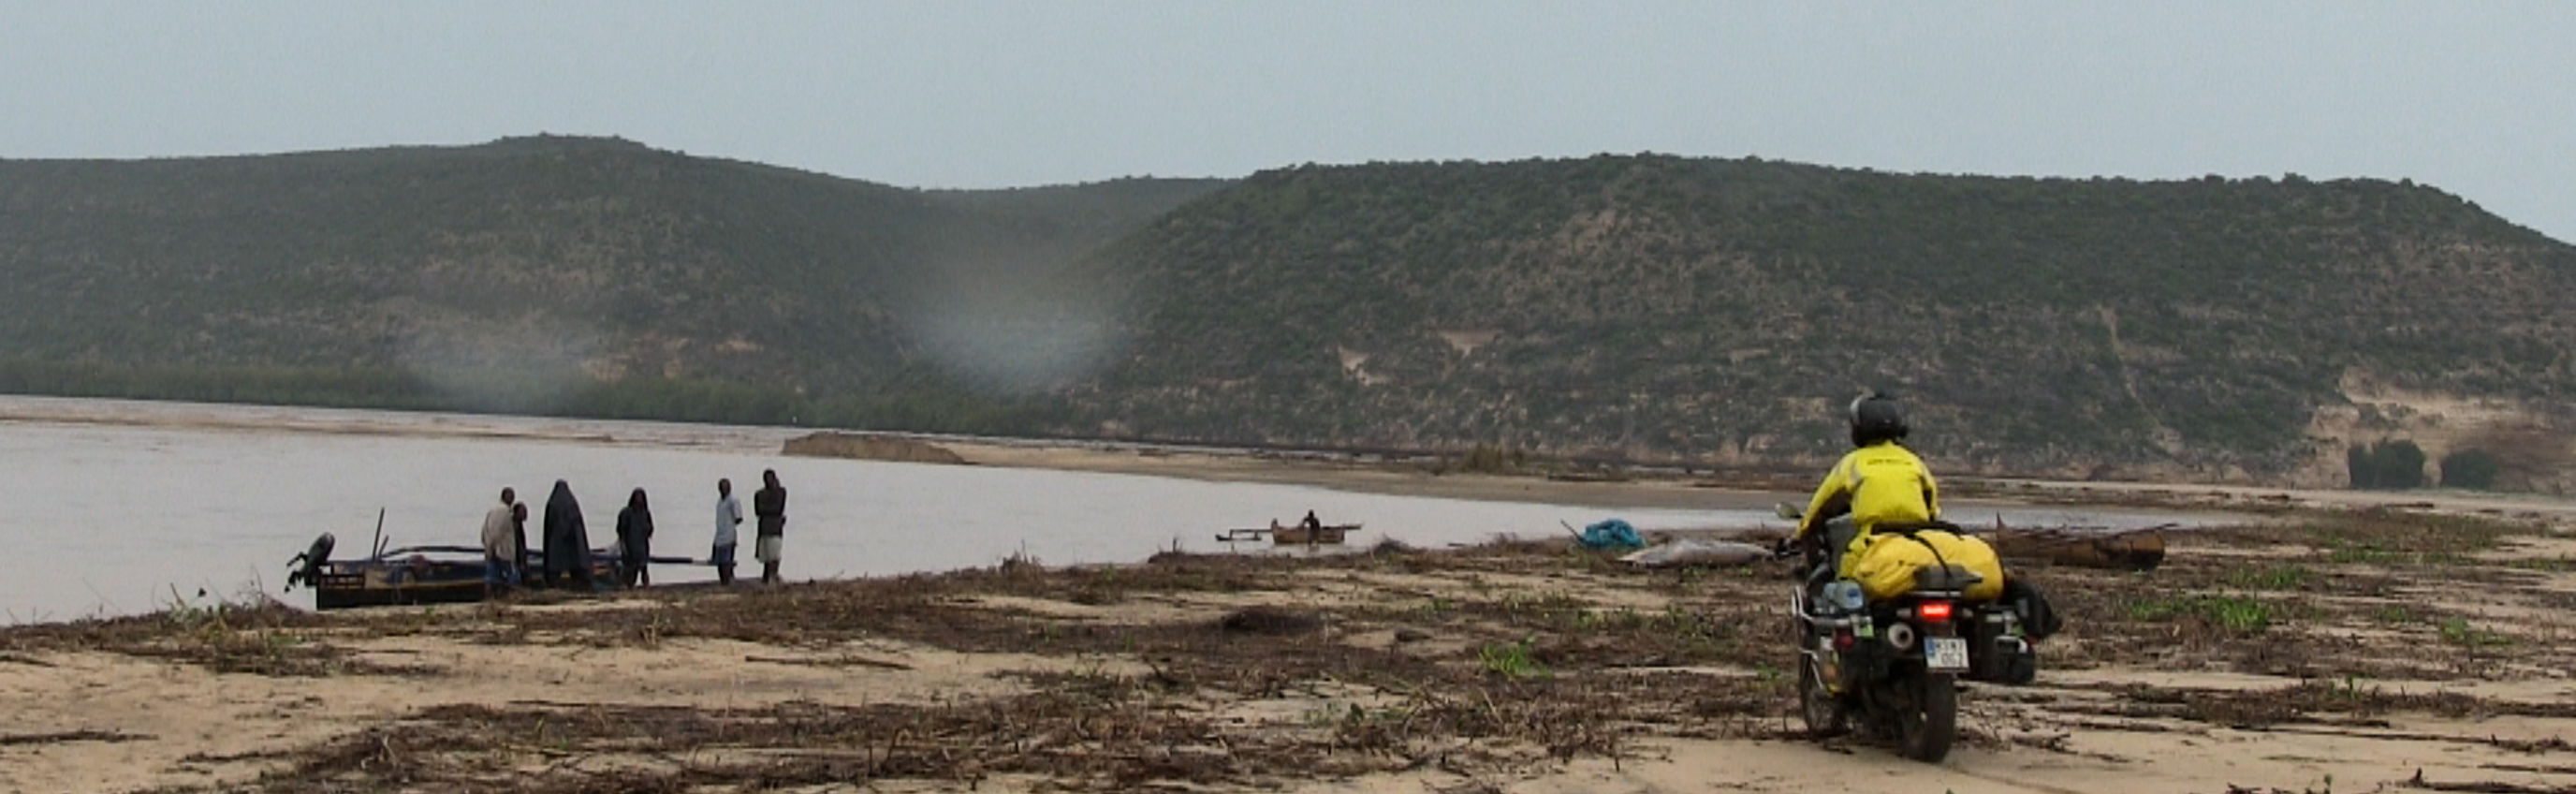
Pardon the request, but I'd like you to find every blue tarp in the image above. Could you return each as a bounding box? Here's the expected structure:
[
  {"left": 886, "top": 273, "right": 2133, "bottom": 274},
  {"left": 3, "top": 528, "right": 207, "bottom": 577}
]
[{"left": 1577, "top": 518, "right": 1646, "bottom": 550}]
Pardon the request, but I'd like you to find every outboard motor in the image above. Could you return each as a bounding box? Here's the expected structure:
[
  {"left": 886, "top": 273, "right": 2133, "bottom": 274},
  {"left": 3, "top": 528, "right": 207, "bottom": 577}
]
[{"left": 285, "top": 533, "right": 335, "bottom": 592}]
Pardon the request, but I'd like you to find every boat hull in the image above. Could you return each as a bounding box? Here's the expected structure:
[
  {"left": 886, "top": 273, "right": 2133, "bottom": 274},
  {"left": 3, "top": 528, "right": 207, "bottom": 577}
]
[
  {"left": 1217, "top": 523, "right": 1362, "bottom": 545},
  {"left": 309, "top": 556, "right": 621, "bottom": 610},
  {"left": 1269, "top": 524, "right": 1354, "bottom": 545}
]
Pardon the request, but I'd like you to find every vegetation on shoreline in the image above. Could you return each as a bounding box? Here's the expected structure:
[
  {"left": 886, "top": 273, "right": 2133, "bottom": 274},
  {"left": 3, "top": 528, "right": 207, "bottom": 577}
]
[
  {"left": 4, "top": 507, "right": 2569, "bottom": 792},
  {"left": 1070, "top": 156, "right": 2576, "bottom": 482},
  {"left": 0, "top": 358, "right": 1058, "bottom": 435},
  {"left": 8, "top": 138, "right": 2576, "bottom": 486}
]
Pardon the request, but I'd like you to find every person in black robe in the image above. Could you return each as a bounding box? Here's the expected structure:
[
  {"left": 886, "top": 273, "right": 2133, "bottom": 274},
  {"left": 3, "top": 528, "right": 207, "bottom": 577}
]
[
  {"left": 543, "top": 479, "right": 595, "bottom": 589},
  {"left": 615, "top": 488, "right": 655, "bottom": 587}
]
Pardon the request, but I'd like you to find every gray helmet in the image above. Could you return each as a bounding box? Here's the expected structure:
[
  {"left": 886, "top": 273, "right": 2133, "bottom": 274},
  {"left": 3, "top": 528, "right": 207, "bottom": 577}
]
[{"left": 1849, "top": 393, "right": 1909, "bottom": 448}]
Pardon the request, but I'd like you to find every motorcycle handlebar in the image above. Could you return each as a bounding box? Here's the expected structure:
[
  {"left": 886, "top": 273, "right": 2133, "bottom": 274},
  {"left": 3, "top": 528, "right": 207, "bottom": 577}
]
[{"left": 1770, "top": 535, "right": 1806, "bottom": 562}]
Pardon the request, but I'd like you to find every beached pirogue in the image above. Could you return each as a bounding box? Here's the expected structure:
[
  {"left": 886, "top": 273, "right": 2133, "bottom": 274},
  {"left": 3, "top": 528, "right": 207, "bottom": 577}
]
[
  {"left": 282, "top": 527, "right": 629, "bottom": 610},
  {"left": 1216, "top": 522, "right": 1361, "bottom": 545}
]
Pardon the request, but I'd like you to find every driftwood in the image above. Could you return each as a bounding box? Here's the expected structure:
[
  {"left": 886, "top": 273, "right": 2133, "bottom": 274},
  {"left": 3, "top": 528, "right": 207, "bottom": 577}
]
[
  {"left": 743, "top": 654, "right": 915, "bottom": 671},
  {"left": 1979, "top": 524, "right": 2170, "bottom": 572},
  {"left": 1620, "top": 540, "right": 1771, "bottom": 568},
  {"left": 0, "top": 730, "right": 151, "bottom": 747},
  {"left": 1689, "top": 522, "right": 2169, "bottom": 572}
]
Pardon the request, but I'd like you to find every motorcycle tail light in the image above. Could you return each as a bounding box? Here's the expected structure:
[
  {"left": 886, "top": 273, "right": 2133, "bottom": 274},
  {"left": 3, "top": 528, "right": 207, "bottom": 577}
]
[
  {"left": 1833, "top": 629, "right": 1856, "bottom": 650},
  {"left": 1918, "top": 601, "right": 1954, "bottom": 624}
]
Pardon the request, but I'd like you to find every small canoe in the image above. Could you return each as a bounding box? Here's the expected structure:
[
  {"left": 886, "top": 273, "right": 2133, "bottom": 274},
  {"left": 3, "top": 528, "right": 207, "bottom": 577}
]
[
  {"left": 1273, "top": 523, "right": 1355, "bottom": 544},
  {"left": 286, "top": 533, "right": 652, "bottom": 610},
  {"left": 1215, "top": 523, "right": 1361, "bottom": 545},
  {"left": 304, "top": 548, "right": 488, "bottom": 610}
]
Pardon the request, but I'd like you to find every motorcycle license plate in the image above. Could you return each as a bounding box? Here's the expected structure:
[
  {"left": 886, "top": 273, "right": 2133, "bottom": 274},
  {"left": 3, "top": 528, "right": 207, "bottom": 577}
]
[{"left": 1925, "top": 637, "right": 1969, "bottom": 671}]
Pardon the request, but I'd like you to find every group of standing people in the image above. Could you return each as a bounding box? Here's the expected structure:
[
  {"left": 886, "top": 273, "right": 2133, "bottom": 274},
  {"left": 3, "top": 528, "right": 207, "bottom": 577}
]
[
  {"left": 478, "top": 469, "right": 788, "bottom": 594},
  {"left": 709, "top": 470, "right": 789, "bottom": 585}
]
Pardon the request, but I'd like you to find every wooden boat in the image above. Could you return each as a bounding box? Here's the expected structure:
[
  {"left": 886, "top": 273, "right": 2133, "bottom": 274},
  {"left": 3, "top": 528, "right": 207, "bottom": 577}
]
[
  {"left": 285, "top": 527, "right": 644, "bottom": 610},
  {"left": 300, "top": 544, "right": 495, "bottom": 610},
  {"left": 1215, "top": 522, "right": 1360, "bottom": 545},
  {"left": 1273, "top": 522, "right": 1355, "bottom": 544}
]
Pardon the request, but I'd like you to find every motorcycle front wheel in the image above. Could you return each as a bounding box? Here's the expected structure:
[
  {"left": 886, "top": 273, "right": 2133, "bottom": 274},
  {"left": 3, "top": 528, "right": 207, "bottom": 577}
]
[
  {"left": 1797, "top": 657, "right": 1849, "bottom": 738},
  {"left": 1891, "top": 669, "right": 1957, "bottom": 762}
]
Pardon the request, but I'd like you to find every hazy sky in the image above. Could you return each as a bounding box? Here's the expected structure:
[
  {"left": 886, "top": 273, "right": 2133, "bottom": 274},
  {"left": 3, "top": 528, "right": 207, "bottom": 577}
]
[{"left": 5, "top": 2, "right": 2570, "bottom": 241}]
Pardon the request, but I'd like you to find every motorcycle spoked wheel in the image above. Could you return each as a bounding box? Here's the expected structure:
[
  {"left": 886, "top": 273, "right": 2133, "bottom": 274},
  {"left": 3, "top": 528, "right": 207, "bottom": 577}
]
[
  {"left": 1887, "top": 669, "right": 1958, "bottom": 762},
  {"left": 1797, "top": 656, "right": 1850, "bottom": 738}
]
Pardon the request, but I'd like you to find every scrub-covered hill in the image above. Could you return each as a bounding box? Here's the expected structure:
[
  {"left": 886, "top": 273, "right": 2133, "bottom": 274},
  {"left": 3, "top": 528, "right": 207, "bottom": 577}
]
[
  {"left": 1061, "top": 155, "right": 2576, "bottom": 486},
  {"left": 0, "top": 136, "right": 1225, "bottom": 425},
  {"left": 6, "top": 140, "right": 2570, "bottom": 488}
]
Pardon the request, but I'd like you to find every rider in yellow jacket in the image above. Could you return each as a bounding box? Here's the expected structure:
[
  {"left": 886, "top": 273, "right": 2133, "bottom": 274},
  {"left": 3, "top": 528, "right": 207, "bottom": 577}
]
[{"left": 1788, "top": 394, "right": 1941, "bottom": 577}]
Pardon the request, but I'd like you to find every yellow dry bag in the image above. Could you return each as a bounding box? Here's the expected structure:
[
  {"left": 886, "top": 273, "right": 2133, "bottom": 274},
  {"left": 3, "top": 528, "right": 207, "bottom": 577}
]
[{"left": 1849, "top": 529, "right": 2005, "bottom": 602}]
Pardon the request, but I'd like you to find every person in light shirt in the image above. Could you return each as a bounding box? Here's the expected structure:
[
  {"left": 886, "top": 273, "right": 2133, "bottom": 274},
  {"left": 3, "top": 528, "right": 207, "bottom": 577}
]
[
  {"left": 712, "top": 478, "right": 743, "bottom": 585},
  {"left": 479, "top": 487, "right": 520, "bottom": 594}
]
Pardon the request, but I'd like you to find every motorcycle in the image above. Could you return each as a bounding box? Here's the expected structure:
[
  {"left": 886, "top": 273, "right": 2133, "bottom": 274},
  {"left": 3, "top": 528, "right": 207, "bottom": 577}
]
[{"left": 1775, "top": 505, "right": 2041, "bottom": 763}]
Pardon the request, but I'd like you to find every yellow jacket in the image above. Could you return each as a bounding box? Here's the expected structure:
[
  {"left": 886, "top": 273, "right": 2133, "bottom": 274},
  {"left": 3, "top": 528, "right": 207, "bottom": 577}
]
[{"left": 1794, "top": 441, "right": 1940, "bottom": 573}]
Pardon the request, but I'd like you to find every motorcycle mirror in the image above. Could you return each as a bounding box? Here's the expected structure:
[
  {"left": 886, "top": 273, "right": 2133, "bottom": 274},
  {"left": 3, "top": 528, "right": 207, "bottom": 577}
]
[{"left": 1774, "top": 503, "right": 1803, "bottom": 521}]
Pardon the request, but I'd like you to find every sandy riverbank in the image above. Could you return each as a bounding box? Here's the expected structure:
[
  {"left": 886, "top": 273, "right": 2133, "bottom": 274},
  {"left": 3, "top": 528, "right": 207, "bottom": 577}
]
[
  {"left": 930, "top": 435, "right": 2576, "bottom": 526},
  {"left": 4, "top": 507, "right": 2573, "bottom": 793}
]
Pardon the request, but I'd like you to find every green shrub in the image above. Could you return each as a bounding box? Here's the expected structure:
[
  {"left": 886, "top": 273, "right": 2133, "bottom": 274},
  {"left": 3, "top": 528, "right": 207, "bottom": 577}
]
[
  {"left": 1477, "top": 637, "right": 1552, "bottom": 679},
  {"left": 2226, "top": 566, "right": 2315, "bottom": 590},
  {"left": 2439, "top": 449, "right": 2502, "bottom": 490},
  {"left": 1443, "top": 443, "right": 1530, "bottom": 475},
  {"left": 2129, "top": 596, "right": 2274, "bottom": 632},
  {"left": 2437, "top": 617, "right": 2511, "bottom": 647},
  {"left": 2349, "top": 439, "right": 2427, "bottom": 490}
]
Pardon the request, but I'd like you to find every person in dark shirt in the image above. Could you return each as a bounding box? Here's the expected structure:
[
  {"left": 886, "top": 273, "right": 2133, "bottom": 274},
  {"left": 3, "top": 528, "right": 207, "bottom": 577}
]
[
  {"left": 615, "top": 488, "right": 655, "bottom": 588},
  {"left": 512, "top": 502, "right": 531, "bottom": 583},
  {"left": 753, "top": 469, "right": 787, "bottom": 584}
]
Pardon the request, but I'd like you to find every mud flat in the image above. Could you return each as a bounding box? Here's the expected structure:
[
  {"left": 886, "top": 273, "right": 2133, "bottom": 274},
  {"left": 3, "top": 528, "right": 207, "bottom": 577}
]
[
  {"left": 4, "top": 506, "right": 2573, "bottom": 793},
  {"left": 783, "top": 431, "right": 970, "bottom": 464}
]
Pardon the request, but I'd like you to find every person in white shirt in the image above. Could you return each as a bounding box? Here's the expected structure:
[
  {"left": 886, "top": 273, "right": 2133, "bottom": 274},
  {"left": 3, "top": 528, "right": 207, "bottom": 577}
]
[
  {"left": 712, "top": 478, "right": 744, "bottom": 585},
  {"left": 480, "top": 487, "right": 520, "bottom": 593}
]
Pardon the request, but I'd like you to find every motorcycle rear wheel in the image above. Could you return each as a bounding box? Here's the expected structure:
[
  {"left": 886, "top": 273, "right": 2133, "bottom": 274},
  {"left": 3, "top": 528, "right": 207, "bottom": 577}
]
[{"left": 1891, "top": 670, "right": 1957, "bottom": 762}]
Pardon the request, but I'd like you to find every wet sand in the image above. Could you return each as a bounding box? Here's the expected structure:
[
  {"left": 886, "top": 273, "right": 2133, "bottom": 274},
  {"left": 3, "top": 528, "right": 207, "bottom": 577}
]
[
  {"left": 4, "top": 510, "right": 2573, "bottom": 793},
  {"left": 8, "top": 396, "right": 2576, "bottom": 791}
]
